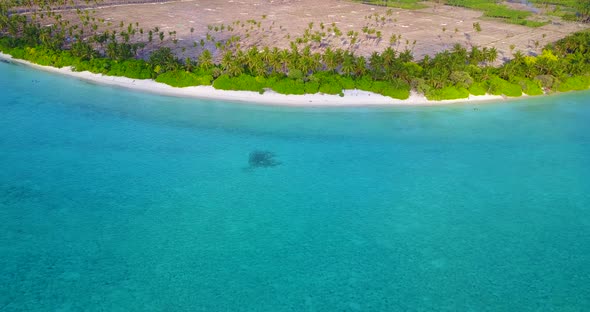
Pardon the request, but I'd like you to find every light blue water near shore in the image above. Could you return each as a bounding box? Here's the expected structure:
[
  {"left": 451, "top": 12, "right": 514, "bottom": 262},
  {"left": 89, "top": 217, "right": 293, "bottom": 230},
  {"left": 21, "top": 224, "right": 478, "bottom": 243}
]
[{"left": 1, "top": 61, "right": 590, "bottom": 311}]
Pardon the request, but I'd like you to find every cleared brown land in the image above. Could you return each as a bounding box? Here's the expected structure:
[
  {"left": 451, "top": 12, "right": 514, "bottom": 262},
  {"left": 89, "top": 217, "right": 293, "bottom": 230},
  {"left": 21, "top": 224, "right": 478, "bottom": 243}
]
[{"left": 57, "top": 0, "right": 588, "bottom": 61}]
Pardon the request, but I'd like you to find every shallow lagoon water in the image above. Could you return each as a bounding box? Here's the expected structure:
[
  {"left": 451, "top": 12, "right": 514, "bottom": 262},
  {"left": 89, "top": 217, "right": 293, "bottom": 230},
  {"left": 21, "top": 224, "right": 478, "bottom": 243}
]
[{"left": 1, "top": 61, "right": 589, "bottom": 311}]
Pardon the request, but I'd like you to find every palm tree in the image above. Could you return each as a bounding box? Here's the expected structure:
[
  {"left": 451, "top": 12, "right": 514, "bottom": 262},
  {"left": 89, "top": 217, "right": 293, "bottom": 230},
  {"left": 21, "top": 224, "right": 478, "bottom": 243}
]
[
  {"left": 469, "top": 46, "right": 484, "bottom": 65},
  {"left": 278, "top": 49, "right": 290, "bottom": 75},
  {"left": 311, "top": 52, "right": 322, "bottom": 73},
  {"left": 369, "top": 51, "right": 384, "bottom": 79},
  {"left": 198, "top": 49, "right": 213, "bottom": 71},
  {"left": 268, "top": 47, "right": 283, "bottom": 75},
  {"left": 451, "top": 43, "right": 467, "bottom": 60},
  {"left": 260, "top": 46, "right": 272, "bottom": 65},
  {"left": 341, "top": 53, "right": 355, "bottom": 76},
  {"left": 566, "top": 52, "right": 587, "bottom": 75},
  {"left": 382, "top": 47, "right": 396, "bottom": 67},
  {"left": 245, "top": 46, "right": 260, "bottom": 72},
  {"left": 333, "top": 48, "right": 345, "bottom": 69},
  {"left": 398, "top": 49, "right": 414, "bottom": 63},
  {"left": 298, "top": 45, "right": 316, "bottom": 75},
  {"left": 322, "top": 47, "right": 338, "bottom": 72},
  {"left": 354, "top": 56, "right": 367, "bottom": 77},
  {"left": 250, "top": 57, "right": 266, "bottom": 77},
  {"left": 221, "top": 50, "right": 235, "bottom": 74},
  {"left": 243, "top": 47, "right": 266, "bottom": 77},
  {"left": 485, "top": 47, "right": 498, "bottom": 65}
]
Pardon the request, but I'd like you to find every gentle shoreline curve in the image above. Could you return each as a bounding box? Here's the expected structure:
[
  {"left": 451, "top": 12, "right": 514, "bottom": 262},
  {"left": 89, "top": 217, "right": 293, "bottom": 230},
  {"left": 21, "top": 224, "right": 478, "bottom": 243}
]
[{"left": 0, "top": 52, "right": 510, "bottom": 107}]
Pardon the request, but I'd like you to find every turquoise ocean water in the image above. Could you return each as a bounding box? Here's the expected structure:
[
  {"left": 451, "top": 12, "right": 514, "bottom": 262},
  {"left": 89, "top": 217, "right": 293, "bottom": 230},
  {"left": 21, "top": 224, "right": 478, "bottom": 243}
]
[{"left": 1, "top": 61, "right": 589, "bottom": 311}]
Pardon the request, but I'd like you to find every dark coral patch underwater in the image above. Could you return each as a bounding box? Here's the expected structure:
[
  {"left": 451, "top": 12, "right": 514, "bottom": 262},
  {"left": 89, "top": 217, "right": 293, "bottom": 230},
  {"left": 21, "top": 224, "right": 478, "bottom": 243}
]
[{"left": 248, "top": 150, "right": 281, "bottom": 169}]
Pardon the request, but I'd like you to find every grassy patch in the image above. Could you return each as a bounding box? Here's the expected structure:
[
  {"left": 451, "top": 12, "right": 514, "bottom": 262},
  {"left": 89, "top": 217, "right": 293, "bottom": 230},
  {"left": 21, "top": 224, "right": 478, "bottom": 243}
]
[
  {"left": 504, "top": 19, "right": 548, "bottom": 28},
  {"left": 529, "top": 0, "right": 578, "bottom": 10},
  {"left": 446, "top": 0, "right": 545, "bottom": 27},
  {"left": 353, "top": 0, "right": 427, "bottom": 10}
]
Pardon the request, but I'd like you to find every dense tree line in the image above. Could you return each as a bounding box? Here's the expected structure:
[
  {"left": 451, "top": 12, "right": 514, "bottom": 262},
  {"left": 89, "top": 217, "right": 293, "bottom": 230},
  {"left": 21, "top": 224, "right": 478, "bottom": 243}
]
[{"left": 1, "top": 0, "right": 589, "bottom": 100}]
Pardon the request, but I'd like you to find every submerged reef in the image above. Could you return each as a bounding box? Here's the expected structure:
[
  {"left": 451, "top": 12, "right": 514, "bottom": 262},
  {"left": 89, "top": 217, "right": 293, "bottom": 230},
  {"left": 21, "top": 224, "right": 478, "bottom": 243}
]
[
  {"left": 0, "top": 184, "right": 39, "bottom": 204},
  {"left": 248, "top": 150, "right": 281, "bottom": 168}
]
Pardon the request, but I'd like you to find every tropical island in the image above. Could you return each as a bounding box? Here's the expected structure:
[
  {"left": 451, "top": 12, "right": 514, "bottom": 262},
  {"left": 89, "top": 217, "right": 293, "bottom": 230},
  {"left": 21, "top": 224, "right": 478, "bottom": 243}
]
[{"left": 1, "top": 0, "right": 589, "bottom": 104}]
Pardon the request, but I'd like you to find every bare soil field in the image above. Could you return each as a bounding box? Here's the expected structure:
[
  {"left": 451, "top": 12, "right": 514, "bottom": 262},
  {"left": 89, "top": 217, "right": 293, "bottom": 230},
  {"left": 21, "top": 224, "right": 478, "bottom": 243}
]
[{"left": 58, "top": 0, "right": 588, "bottom": 61}]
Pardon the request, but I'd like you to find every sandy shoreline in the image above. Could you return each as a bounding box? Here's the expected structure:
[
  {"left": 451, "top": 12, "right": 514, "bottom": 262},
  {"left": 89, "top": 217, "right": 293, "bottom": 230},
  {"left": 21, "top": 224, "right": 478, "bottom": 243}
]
[{"left": 0, "top": 52, "right": 508, "bottom": 107}]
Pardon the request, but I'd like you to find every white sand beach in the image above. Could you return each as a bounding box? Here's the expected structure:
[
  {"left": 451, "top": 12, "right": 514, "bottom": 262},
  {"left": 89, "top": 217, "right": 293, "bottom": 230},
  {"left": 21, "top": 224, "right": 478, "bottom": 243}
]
[{"left": 1, "top": 52, "right": 507, "bottom": 107}]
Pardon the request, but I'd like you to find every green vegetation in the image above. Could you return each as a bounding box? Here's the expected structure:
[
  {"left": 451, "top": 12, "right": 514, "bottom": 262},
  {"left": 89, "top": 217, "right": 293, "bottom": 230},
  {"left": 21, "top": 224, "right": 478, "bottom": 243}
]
[
  {"left": 426, "top": 86, "right": 470, "bottom": 101},
  {"left": 487, "top": 76, "right": 523, "bottom": 97},
  {"left": 557, "top": 76, "right": 590, "bottom": 92},
  {"left": 446, "top": 0, "right": 548, "bottom": 27},
  {"left": 447, "top": 0, "right": 590, "bottom": 25},
  {"left": 0, "top": 0, "right": 589, "bottom": 102},
  {"left": 468, "top": 82, "right": 487, "bottom": 96},
  {"left": 156, "top": 70, "right": 212, "bottom": 87},
  {"left": 353, "top": 0, "right": 428, "bottom": 10},
  {"left": 517, "top": 78, "right": 544, "bottom": 95},
  {"left": 212, "top": 74, "right": 267, "bottom": 93},
  {"left": 531, "top": 0, "right": 590, "bottom": 22}
]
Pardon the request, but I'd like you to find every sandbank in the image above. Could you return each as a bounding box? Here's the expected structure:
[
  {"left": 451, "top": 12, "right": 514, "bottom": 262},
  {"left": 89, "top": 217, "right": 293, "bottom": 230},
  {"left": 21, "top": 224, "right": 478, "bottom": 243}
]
[{"left": 0, "top": 52, "right": 507, "bottom": 107}]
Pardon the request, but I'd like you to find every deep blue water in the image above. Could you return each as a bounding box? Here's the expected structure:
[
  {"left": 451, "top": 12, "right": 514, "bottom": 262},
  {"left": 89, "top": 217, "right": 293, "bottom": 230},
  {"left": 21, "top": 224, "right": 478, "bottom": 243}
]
[{"left": 1, "top": 61, "right": 589, "bottom": 311}]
